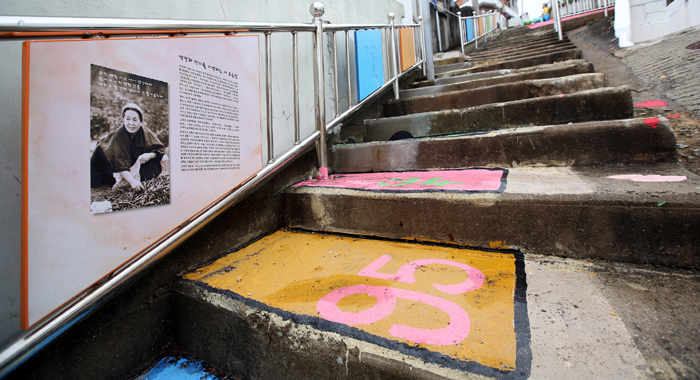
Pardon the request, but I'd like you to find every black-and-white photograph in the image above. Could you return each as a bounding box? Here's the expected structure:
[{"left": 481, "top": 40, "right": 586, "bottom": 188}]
[{"left": 89, "top": 64, "right": 170, "bottom": 214}]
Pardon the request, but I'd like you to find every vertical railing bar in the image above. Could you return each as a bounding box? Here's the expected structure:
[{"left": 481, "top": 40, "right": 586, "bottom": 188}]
[
  {"left": 292, "top": 31, "right": 300, "bottom": 145},
  {"left": 311, "top": 2, "right": 327, "bottom": 179},
  {"left": 396, "top": 27, "right": 402, "bottom": 82},
  {"left": 604, "top": 0, "right": 608, "bottom": 17},
  {"left": 332, "top": 31, "right": 339, "bottom": 117},
  {"left": 458, "top": 11, "right": 464, "bottom": 55},
  {"left": 345, "top": 30, "right": 352, "bottom": 109},
  {"left": 418, "top": 16, "right": 427, "bottom": 78},
  {"left": 473, "top": 14, "right": 478, "bottom": 49},
  {"left": 388, "top": 13, "right": 399, "bottom": 100},
  {"left": 435, "top": 4, "right": 442, "bottom": 52},
  {"left": 265, "top": 31, "right": 274, "bottom": 163}
]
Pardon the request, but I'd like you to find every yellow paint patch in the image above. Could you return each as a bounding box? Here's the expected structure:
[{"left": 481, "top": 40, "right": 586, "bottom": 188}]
[
  {"left": 184, "top": 230, "right": 518, "bottom": 370},
  {"left": 489, "top": 240, "right": 507, "bottom": 249}
]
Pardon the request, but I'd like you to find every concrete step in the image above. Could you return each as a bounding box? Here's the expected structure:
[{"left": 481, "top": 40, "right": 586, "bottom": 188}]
[
  {"left": 410, "top": 59, "right": 594, "bottom": 89},
  {"left": 333, "top": 119, "right": 677, "bottom": 173},
  {"left": 475, "top": 30, "right": 562, "bottom": 51},
  {"left": 434, "top": 56, "right": 467, "bottom": 66},
  {"left": 172, "top": 230, "right": 700, "bottom": 379},
  {"left": 434, "top": 62, "right": 473, "bottom": 74},
  {"left": 383, "top": 73, "right": 607, "bottom": 117},
  {"left": 468, "top": 38, "right": 573, "bottom": 59},
  {"left": 361, "top": 86, "right": 633, "bottom": 143},
  {"left": 284, "top": 163, "right": 700, "bottom": 268},
  {"left": 465, "top": 43, "right": 578, "bottom": 66},
  {"left": 401, "top": 60, "right": 594, "bottom": 98},
  {"left": 437, "top": 49, "right": 584, "bottom": 79}
]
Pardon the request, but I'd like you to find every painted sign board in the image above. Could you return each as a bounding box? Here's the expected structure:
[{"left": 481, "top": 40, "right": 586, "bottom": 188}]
[
  {"left": 22, "top": 35, "right": 261, "bottom": 328},
  {"left": 355, "top": 29, "right": 385, "bottom": 102},
  {"left": 184, "top": 230, "right": 530, "bottom": 376},
  {"left": 466, "top": 19, "right": 475, "bottom": 42},
  {"left": 399, "top": 28, "right": 416, "bottom": 72}
]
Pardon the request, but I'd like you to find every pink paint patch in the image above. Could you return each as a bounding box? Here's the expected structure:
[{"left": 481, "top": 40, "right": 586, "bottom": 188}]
[
  {"left": 607, "top": 174, "right": 687, "bottom": 182},
  {"left": 643, "top": 117, "right": 659, "bottom": 128},
  {"left": 293, "top": 169, "right": 505, "bottom": 192},
  {"left": 317, "top": 166, "right": 329, "bottom": 180},
  {"left": 316, "top": 285, "right": 471, "bottom": 345},
  {"left": 358, "top": 255, "right": 485, "bottom": 294},
  {"left": 558, "top": 94, "right": 565, "bottom": 97},
  {"left": 668, "top": 114, "right": 681, "bottom": 118},
  {"left": 633, "top": 100, "right": 668, "bottom": 108}
]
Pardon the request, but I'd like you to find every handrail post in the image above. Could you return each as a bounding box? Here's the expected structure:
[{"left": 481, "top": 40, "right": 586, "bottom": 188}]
[
  {"left": 388, "top": 13, "right": 400, "bottom": 100},
  {"left": 418, "top": 16, "right": 427, "bottom": 78},
  {"left": 458, "top": 11, "right": 465, "bottom": 55},
  {"left": 419, "top": 0, "right": 435, "bottom": 80},
  {"left": 311, "top": 2, "right": 328, "bottom": 179},
  {"left": 604, "top": 0, "right": 608, "bottom": 17},
  {"left": 555, "top": 0, "right": 563, "bottom": 40},
  {"left": 435, "top": 3, "right": 442, "bottom": 52}
]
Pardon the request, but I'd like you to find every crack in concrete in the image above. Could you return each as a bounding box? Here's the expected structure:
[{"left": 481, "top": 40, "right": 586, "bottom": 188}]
[{"left": 5, "top": 166, "right": 20, "bottom": 184}]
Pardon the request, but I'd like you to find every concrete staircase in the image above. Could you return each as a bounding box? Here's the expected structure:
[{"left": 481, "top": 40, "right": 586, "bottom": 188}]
[
  {"left": 287, "top": 28, "right": 700, "bottom": 268},
  {"left": 170, "top": 27, "right": 700, "bottom": 380}
]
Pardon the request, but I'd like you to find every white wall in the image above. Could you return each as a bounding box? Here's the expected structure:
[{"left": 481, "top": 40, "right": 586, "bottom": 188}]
[
  {"left": 627, "top": 0, "right": 700, "bottom": 43},
  {"left": 0, "top": 0, "right": 404, "bottom": 349}
]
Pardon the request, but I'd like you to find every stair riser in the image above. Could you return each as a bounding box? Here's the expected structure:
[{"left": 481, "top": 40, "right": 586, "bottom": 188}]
[
  {"left": 364, "top": 87, "right": 633, "bottom": 142},
  {"left": 467, "top": 44, "right": 577, "bottom": 64},
  {"left": 402, "top": 62, "right": 594, "bottom": 98},
  {"left": 434, "top": 62, "right": 473, "bottom": 74},
  {"left": 476, "top": 33, "right": 567, "bottom": 51},
  {"left": 334, "top": 120, "right": 676, "bottom": 173},
  {"left": 284, "top": 192, "right": 700, "bottom": 269},
  {"left": 385, "top": 73, "right": 607, "bottom": 117},
  {"left": 173, "top": 282, "right": 455, "bottom": 380},
  {"left": 469, "top": 39, "right": 573, "bottom": 58},
  {"left": 438, "top": 49, "right": 583, "bottom": 78}
]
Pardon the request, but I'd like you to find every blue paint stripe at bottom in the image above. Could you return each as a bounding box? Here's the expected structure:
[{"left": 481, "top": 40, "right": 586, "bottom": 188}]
[{"left": 134, "top": 357, "right": 224, "bottom": 380}]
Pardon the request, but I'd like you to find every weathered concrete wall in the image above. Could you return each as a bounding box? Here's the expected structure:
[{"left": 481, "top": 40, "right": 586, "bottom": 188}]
[
  {"left": 628, "top": 0, "right": 700, "bottom": 43},
  {"left": 0, "top": 0, "right": 404, "bottom": 355},
  {"left": 616, "top": 0, "right": 700, "bottom": 45}
]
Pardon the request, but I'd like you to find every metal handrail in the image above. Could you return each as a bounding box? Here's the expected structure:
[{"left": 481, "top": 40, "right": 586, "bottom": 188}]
[
  {"left": 558, "top": 0, "right": 614, "bottom": 18},
  {"left": 458, "top": 11, "right": 504, "bottom": 53},
  {"left": 0, "top": 2, "right": 426, "bottom": 377}
]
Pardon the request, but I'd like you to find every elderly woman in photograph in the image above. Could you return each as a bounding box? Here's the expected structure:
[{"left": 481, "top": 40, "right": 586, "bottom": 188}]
[{"left": 90, "top": 103, "right": 165, "bottom": 191}]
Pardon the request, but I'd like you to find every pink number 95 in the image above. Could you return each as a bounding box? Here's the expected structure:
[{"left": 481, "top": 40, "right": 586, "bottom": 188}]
[{"left": 316, "top": 255, "right": 485, "bottom": 346}]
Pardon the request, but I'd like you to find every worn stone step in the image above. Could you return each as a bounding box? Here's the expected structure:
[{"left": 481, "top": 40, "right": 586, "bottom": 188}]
[
  {"left": 384, "top": 73, "right": 607, "bottom": 117},
  {"left": 172, "top": 229, "right": 700, "bottom": 379},
  {"left": 333, "top": 119, "right": 677, "bottom": 173},
  {"left": 284, "top": 163, "right": 700, "bottom": 268},
  {"left": 466, "top": 43, "right": 577, "bottom": 66},
  {"left": 362, "top": 86, "right": 632, "bottom": 143},
  {"left": 437, "top": 49, "right": 584, "bottom": 79},
  {"left": 475, "top": 30, "right": 562, "bottom": 51},
  {"left": 401, "top": 60, "right": 594, "bottom": 98},
  {"left": 434, "top": 62, "right": 473, "bottom": 74},
  {"left": 434, "top": 56, "right": 467, "bottom": 66},
  {"left": 468, "top": 38, "right": 573, "bottom": 59},
  {"left": 411, "top": 59, "right": 594, "bottom": 89},
  {"left": 173, "top": 230, "right": 535, "bottom": 379}
]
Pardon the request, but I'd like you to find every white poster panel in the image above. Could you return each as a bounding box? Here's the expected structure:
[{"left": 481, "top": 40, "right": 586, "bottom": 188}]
[{"left": 22, "top": 36, "right": 261, "bottom": 328}]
